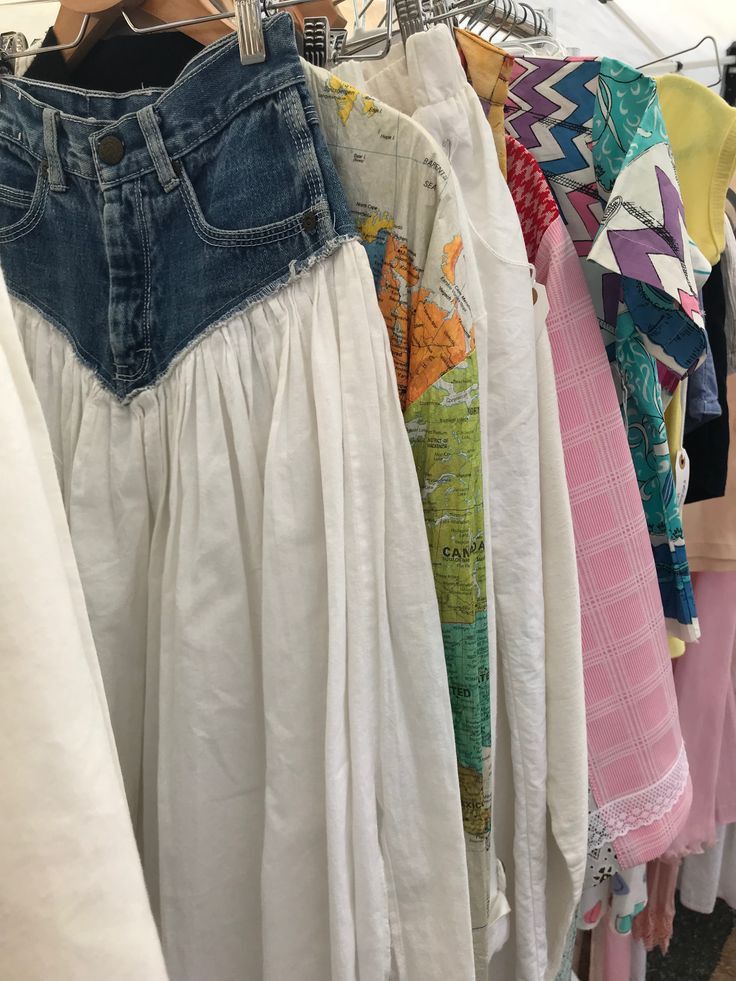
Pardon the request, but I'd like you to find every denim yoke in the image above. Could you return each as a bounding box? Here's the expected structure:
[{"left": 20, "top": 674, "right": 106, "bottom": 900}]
[{"left": 0, "top": 16, "right": 355, "bottom": 400}]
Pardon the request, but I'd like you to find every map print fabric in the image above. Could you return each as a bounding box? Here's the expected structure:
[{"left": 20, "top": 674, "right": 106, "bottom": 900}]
[
  {"left": 303, "top": 63, "right": 495, "bottom": 975},
  {"left": 506, "top": 55, "right": 707, "bottom": 641}
]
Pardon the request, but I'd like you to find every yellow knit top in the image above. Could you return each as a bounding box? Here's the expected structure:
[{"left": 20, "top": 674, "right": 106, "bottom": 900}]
[{"left": 657, "top": 74, "right": 736, "bottom": 265}]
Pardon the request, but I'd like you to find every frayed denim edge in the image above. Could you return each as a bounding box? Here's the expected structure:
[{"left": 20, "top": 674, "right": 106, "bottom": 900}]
[{"left": 8, "top": 230, "right": 358, "bottom": 405}]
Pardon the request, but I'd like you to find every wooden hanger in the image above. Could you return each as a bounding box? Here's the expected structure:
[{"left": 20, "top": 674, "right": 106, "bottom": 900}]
[
  {"left": 290, "top": 0, "right": 346, "bottom": 31},
  {"left": 54, "top": 0, "right": 235, "bottom": 64}
]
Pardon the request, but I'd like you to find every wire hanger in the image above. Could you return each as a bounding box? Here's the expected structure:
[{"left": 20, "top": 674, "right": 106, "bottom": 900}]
[
  {"left": 638, "top": 34, "right": 723, "bottom": 89},
  {"left": 454, "top": 0, "right": 550, "bottom": 43}
]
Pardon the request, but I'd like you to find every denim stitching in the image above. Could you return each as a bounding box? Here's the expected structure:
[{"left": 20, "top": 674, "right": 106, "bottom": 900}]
[
  {"left": 281, "top": 88, "right": 319, "bottom": 209},
  {"left": 0, "top": 171, "right": 48, "bottom": 244},
  {"left": 133, "top": 233, "right": 356, "bottom": 398},
  {"left": 114, "top": 180, "right": 152, "bottom": 383},
  {"left": 92, "top": 75, "right": 301, "bottom": 189},
  {"left": 42, "top": 108, "right": 67, "bottom": 192},
  {"left": 7, "top": 285, "right": 115, "bottom": 388},
  {"left": 135, "top": 178, "right": 152, "bottom": 355},
  {"left": 8, "top": 232, "right": 356, "bottom": 401},
  {"left": 0, "top": 75, "right": 306, "bottom": 187},
  {"left": 137, "top": 105, "right": 179, "bottom": 193},
  {"left": 303, "top": 103, "right": 319, "bottom": 127},
  {"left": 290, "top": 87, "right": 324, "bottom": 209},
  {"left": 176, "top": 163, "right": 328, "bottom": 246},
  {"left": 179, "top": 189, "right": 320, "bottom": 247},
  {"left": 0, "top": 184, "right": 34, "bottom": 207}
]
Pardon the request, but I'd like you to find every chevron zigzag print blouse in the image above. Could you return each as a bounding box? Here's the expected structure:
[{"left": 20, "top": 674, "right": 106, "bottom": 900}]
[{"left": 506, "top": 55, "right": 707, "bottom": 642}]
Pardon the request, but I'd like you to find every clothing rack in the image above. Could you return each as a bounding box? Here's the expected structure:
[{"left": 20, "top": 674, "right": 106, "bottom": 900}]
[
  {"left": 349, "top": 0, "right": 550, "bottom": 59},
  {"left": 454, "top": 0, "right": 551, "bottom": 40}
]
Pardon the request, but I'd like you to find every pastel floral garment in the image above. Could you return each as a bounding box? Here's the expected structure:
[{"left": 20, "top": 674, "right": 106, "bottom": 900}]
[
  {"left": 506, "top": 56, "right": 707, "bottom": 641},
  {"left": 578, "top": 844, "right": 647, "bottom": 935}
]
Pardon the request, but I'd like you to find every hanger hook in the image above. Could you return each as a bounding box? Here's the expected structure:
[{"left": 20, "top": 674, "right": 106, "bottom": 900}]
[
  {"left": 489, "top": 0, "right": 511, "bottom": 41},
  {"left": 498, "top": 0, "right": 523, "bottom": 44},
  {"left": 638, "top": 34, "right": 723, "bottom": 88}
]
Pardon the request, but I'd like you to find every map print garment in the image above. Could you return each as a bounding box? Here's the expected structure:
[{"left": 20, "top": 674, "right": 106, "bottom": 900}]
[
  {"left": 338, "top": 32, "right": 580, "bottom": 980},
  {"left": 506, "top": 56, "right": 707, "bottom": 642},
  {"left": 505, "top": 133, "right": 690, "bottom": 872},
  {"left": 303, "top": 63, "right": 495, "bottom": 976}
]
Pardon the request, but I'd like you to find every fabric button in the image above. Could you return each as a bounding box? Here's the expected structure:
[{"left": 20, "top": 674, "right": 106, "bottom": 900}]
[
  {"left": 302, "top": 211, "right": 318, "bottom": 233},
  {"left": 98, "top": 135, "right": 125, "bottom": 166}
]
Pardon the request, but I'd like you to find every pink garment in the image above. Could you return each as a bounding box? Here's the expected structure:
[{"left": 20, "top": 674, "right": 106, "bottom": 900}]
[
  {"left": 505, "top": 135, "right": 691, "bottom": 867},
  {"left": 634, "top": 571, "right": 736, "bottom": 953},
  {"left": 632, "top": 859, "right": 679, "bottom": 954},
  {"left": 671, "top": 571, "right": 736, "bottom": 855},
  {"left": 590, "top": 915, "right": 635, "bottom": 981}
]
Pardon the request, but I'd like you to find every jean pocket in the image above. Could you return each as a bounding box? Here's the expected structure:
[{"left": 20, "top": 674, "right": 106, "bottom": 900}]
[
  {"left": 0, "top": 158, "right": 49, "bottom": 244},
  {"left": 175, "top": 160, "right": 323, "bottom": 249},
  {"left": 174, "top": 84, "right": 326, "bottom": 249}
]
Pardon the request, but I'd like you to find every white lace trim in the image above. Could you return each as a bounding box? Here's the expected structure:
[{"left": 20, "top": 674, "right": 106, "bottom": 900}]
[{"left": 587, "top": 742, "right": 690, "bottom": 850}]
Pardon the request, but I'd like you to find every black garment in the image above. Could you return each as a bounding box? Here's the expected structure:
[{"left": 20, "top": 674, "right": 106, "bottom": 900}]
[
  {"left": 25, "top": 27, "right": 203, "bottom": 91},
  {"left": 685, "top": 261, "right": 730, "bottom": 504}
]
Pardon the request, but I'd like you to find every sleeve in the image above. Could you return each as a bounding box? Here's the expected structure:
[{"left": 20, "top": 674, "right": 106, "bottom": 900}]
[
  {"left": 533, "top": 286, "right": 588, "bottom": 980},
  {"left": 0, "top": 276, "right": 169, "bottom": 981},
  {"left": 589, "top": 60, "right": 707, "bottom": 379}
]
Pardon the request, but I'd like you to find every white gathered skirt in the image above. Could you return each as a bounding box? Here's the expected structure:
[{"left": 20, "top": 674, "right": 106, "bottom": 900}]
[{"left": 15, "top": 241, "right": 474, "bottom": 981}]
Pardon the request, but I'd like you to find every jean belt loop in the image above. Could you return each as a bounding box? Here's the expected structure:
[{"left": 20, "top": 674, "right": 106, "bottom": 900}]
[
  {"left": 138, "top": 104, "right": 179, "bottom": 192},
  {"left": 42, "top": 107, "right": 66, "bottom": 192}
]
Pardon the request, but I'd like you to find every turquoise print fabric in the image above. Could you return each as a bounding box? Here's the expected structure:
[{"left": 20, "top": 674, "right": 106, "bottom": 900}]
[{"left": 507, "top": 55, "right": 706, "bottom": 640}]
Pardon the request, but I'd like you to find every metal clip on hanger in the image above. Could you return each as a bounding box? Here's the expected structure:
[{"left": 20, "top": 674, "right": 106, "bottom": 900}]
[
  {"left": 329, "top": 26, "right": 347, "bottom": 59},
  {"left": 233, "top": 0, "right": 266, "bottom": 63},
  {"left": 394, "top": 0, "right": 424, "bottom": 44},
  {"left": 0, "top": 0, "right": 328, "bottom": 67},
  {"left": 303, "top": 14, "right": 330, "bottom": 64},
  {"left": 328, "top": 0, "right": 392, "bottom": 61},
  {"left": 121, "top": 0, "right": 335, "bottom": 63},
  {"left": 118, "top": 0, "right": 270, "bottom": 64}
]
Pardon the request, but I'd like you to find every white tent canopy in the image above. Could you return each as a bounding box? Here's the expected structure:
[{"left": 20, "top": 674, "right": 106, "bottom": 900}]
[{"left": 550, "top": 0, "right": 734, "bottom": 88}]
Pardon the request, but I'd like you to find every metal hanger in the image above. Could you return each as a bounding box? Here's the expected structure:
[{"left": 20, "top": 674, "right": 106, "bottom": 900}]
[
  {"left": 322, "top": 0, "right": 393, "bottom": 60},
  {"left": 638, "top": 35, "right": 723, "bottom": 89},
  {"left": 455, "top": 0, "right": 549, "bottom": 42},
  {"left": 0, "top": 0, "right": 328, "bottom": 66},
  {"left": 331, "top": 0, "right": 547, "bottom": 64}
]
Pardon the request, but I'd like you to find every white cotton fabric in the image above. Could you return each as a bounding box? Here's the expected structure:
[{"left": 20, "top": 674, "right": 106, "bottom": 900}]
[
  {"left": 303, "top": 60, "right": 500, "bottom": 977},
  {"left": 15, "top": 241, "right": 474, "bottom": 981},
  {"left": 0, "top": 275, "right": 168, "bottom": 980},
  {"left": 342, "top": 28, "right": 587, "bottom": 981},
  {"left": 534, "top": 286, "right": 587, "bottom": 980}
]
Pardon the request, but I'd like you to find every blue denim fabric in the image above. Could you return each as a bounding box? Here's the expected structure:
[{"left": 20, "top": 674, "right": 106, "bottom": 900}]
[
  {"left": 0, "top": 15, "right": 355, "bottom": 399},
  {"left": 685, "top": 331, "right": 722, "bottom": 435}
]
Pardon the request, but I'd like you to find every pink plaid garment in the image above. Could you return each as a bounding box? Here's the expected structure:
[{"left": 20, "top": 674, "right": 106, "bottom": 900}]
[{"left": 506, "top": 135, "right": 692, "bottom": 867}]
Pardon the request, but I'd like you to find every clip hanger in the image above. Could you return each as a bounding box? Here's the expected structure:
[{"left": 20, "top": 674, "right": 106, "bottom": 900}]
[
  {"left": 303, "top": 15, "right": 329, "bottom": 65},
  {"left": 0, "top": 0, "right": 330, "bottom": 67},
  {"left": 233, "top": 0, "right": 266, "bottom": 64}
]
